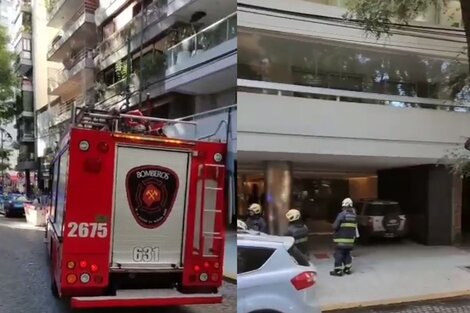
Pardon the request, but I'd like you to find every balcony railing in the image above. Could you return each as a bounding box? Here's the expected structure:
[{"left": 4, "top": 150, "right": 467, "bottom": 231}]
[
  {"left": 237, "top": 79, "right": 470, "bottom": 112},
  {"left": 166, "top": 12, "right": 236, "bottom": 68},
  {"left": 96, "top": 0, "right": 168, "bottom": 61},
  {"left": 51, "top": 96, "right": 85, "bottom": 125},
  {"left": 47, "top": 5, "right": 96, "bottom": 57},
  {"left": 48, "top": 49, "right": 95, "bottom": 92}
]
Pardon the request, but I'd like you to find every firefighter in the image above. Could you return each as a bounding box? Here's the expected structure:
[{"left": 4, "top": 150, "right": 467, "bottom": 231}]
[
  {"left": 245, "top": 203, "right": 267, "bottom": 233},
  {"left": 237, "top": 219, "right": 248, "bottom": 231},
  {"left": 330, "top": 197, "right": 358, "bottom": 277},
  {"left": 285, "top": 209, "right": 310, "bottom": 257}
]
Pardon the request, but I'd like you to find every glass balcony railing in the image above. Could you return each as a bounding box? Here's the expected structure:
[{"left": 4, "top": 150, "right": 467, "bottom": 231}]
[{"left": 166, "top": 12, "right": 236, "bottom": 68}]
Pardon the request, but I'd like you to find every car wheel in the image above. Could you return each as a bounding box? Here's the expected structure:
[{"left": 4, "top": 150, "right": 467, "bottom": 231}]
[{"left": 4, "top": 208, "right": 11, "bottom": 218}]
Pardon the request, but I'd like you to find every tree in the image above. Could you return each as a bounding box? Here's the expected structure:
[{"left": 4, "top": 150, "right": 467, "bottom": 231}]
[
  {"left": 345, "top": 0, "right": 470, "bottom": 175},
  {"left": 0, "top": 26, "right": 17, "bottom": 125},
  {"left": 0, "top": 148, "right": 12, "bottom": 172}
]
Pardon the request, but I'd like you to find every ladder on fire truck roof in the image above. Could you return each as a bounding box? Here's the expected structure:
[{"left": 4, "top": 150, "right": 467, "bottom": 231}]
[{"left": 71, "top": 105, "right": 198, "bottom": 138}]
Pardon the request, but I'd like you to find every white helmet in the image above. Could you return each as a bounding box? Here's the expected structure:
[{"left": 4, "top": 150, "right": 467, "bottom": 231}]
[
  {"left": 248, "top": 203, "right": 262, "bottom": 215},
  {"left": 286, "top": 209, "right": 301, "bottom": 222},
  {"left": 342, "top": 197, "right": 353, "bottom": 207},
  {"left": 237, "top": 219, "right": 248, "bottom": 231}
]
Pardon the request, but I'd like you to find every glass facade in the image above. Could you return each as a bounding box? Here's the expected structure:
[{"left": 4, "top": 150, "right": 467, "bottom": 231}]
[{"left": 238, "top": 28, "right": 467, "bottom": 101}]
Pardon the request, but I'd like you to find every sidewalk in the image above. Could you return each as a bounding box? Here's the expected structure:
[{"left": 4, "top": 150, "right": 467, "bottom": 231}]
[
  {"left": 312, "top": 240, "right": 470, "bottom": 311},
  {"left": 223, "top": 230, "right": 237, "bottom": 283}
]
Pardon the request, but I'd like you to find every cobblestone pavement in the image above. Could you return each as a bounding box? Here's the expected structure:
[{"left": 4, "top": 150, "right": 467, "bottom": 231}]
[
  {"left": 0, "top": 216, "right": 235, "bottom": 313},
  {"left": 329, "top": 297, "right": 470, "bottom": 313}
]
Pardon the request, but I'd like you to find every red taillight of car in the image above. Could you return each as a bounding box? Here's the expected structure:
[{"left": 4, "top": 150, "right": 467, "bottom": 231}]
[{"left": 291, "top": 271, "right": 316, "bottom": 290}]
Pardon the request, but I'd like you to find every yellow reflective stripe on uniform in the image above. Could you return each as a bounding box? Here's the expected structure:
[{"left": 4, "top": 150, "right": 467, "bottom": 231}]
[
  {"left": 295, "top": 237, "right": 308, "bottom": 243},
  {"left": 340, "top": 223, "right": 357, "bottom": 228},
  {"left": 333, "top": 238, "right": 355, "bottom": 244}
]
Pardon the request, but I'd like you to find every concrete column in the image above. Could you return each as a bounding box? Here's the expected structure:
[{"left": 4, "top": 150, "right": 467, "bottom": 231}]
[{"left": 264, "top": 161, "right": 292, "bottom": 235}]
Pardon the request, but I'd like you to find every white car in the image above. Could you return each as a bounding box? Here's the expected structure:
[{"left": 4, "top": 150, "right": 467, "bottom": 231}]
[{"left": 237, "top": 232, "right": 321, "bottom": 313}]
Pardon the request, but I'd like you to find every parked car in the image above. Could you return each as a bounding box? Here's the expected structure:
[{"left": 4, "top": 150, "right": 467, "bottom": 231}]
[
  {"left": 237, "top": 232, "right": 321, "bottom": 313},
  {"left": 356, "top": 199, "right": 407, "bottom": 242},
  {"left": 0, "top": 193, "right": 30, "bottom": 217}
]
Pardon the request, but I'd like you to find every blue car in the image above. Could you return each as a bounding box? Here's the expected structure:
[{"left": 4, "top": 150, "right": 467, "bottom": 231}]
[{"left": 0, "top": 194, "right": 30, "bottom": 217}]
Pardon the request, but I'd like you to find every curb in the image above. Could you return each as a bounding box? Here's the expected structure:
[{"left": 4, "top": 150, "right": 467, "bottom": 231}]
[
  {"left": 321, "top": 290, "right": 470, "bottom": 312},
  {"left": 223, "top": 274, "right": 237, "bottom": 284}
]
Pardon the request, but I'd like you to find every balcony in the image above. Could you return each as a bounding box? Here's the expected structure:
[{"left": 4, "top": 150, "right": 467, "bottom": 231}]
[
  {"left": 237, "top": 79, "right": 470, "bottom": 166},
  {"left": 95, "top": 74, "right": 139, "bottom": 110},
  {"left": 14, "top": 51, "right": 33, "bottom": 76},
  {"left": 48, "top": 49, "right": 96, "bottom": 96},
  {"left": 163, "top": 12, "right": 236, "bottom": 94},
  {"left": 96, "top": 0, "right": 169, "bottom": 67},
  {"left": 46, "top": 0, "right": 97, "bottom": 28},
  {"left": 18, "top": 131, "right": 35, "bottom": 143},
  {"left": 47, "top": 5, "right": 97, "bottom": 62},
  {"left": 16, "top": 152, "right": 36, "bottom": 171},
  {"left": 96, "top": 0, "right": 235, "bottom": 70},
  {"left": 50, "top": 97, "right": 85, "bottom": 126},
  {"left": 16, "top": 89, "right": 34, "bottom": 118}
]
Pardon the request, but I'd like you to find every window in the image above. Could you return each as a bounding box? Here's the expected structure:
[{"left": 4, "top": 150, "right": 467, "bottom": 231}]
[
  {"left": 50, "top": 160, "right": 60, "bottom": 221},
  {"left": 54, "top": 149, "right": 69, "bottom": 234},
  {"left": 288, "top": 246, "right": 310, "bottom": 266},
  {"left": 238, "top": 28, "right": 467, "bottom": 101},
  {"left": 22, "top": 38, "right": 31, "bottom": 51},
  {"left": 238, "top": 246, "right": 275, "bottom": 274}
]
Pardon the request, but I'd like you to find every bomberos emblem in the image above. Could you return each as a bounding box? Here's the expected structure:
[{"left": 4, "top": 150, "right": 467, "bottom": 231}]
[{"left": 125, "top": 165, "right": 179, "bottom": 229}]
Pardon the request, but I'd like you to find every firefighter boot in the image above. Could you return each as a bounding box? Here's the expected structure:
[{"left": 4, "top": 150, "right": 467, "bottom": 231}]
[
  {"left": 330, "top": 269, "right": 343, "bottom": 277},
  {"left": 344, "top": 266, "right": 352, "bottom": 275}
]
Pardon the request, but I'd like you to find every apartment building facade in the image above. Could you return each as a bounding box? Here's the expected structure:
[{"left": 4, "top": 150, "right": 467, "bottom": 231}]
[
  {"left": 12, "top": 0, "right": 35, "bottom": 194},
  {"left": 237, "top": 0, "right": 469, "bottom": 244}
]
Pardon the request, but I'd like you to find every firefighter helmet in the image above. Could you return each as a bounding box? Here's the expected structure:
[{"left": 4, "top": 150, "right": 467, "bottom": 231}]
[
  {"left": 286, "top": 209, "right": 301, "bottom": 222},
  {"left": 248, "top": 203, "right": 262, "bottom": 215},
  {"left": 342, "top": 197, "right": 353, "bottom": 208},
  {"left": 237, "top": 219, "right": 248, "bottom": 231}
]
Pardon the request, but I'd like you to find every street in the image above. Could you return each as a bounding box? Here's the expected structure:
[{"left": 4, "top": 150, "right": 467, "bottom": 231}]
[
  {"left": 330, "top": 297, "right": 470, "bottom": 313},
  {"left": 0, "top": 216, "right": 235, "bottom": 313}
]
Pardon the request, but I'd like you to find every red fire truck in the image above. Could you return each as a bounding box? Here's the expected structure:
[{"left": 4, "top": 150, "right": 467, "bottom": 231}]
[{"left": 45, "top": 107, "right": 227, "bottom": 309}]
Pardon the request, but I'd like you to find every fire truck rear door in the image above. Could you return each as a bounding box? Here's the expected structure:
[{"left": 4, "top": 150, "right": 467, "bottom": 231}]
[{"left": 111, "top": 146, "right": 190, "bottom": 270}]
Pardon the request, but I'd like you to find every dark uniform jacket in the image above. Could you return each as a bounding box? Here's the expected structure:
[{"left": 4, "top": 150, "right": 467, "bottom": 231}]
[
  {"left": 246, "top": 216, "right": 267, "bottom": 233},
  {"left": 285, "top": 221, "right": 309, "bottom": 255},
  {"left": 332, "top": 208, "right": 358, "bottom": 248}
]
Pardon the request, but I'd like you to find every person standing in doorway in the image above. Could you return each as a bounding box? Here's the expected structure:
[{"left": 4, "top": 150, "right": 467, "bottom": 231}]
[
  {"left": 245, "top": 203, "right": 268, "bottom": 233},
  {"left": 330, "top": 197, "right": 358, "bottom": 277}
]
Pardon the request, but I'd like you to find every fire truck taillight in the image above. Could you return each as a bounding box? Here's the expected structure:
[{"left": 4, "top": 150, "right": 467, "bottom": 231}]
[
  {"left": 214, "top": 262, "right": 220, "bottom": 269},
  {"left": 79, "top": 260, "right": 88, "bottom": 269},
  {"left": 90, "top": 264, "right": 98, "bottom": 272},
  {"left": 67, "top": 261, "right": 76, "bottom": 269},
  {"left": 211, "top": 273, "right": 219, "bottom": 282},
  {"left": 193, "top": 265, "right": 201, "bottom": 272},
  {"left": 66, "top": 274, "right": 77, "bottom": 284}
]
